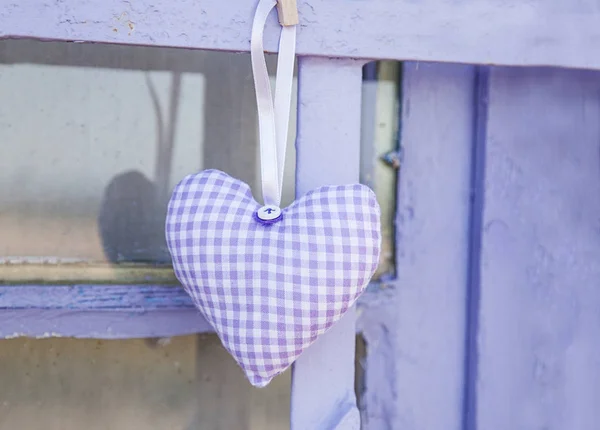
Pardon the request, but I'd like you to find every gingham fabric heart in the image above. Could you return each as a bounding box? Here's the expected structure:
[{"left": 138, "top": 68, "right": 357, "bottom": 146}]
[{"left": 166, "top": 169, "right": 381, "bottom": 387}]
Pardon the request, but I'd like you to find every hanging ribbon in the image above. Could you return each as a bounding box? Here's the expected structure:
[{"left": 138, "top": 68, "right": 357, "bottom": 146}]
[{"left": 250, "top": 0, "right": 297, "bottom": 209}]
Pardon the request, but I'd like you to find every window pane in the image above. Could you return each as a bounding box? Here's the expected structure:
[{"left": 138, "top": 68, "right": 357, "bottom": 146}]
[
  {"left": 0, "top": 335, "right": 290, "bottom": 429},
  {"left": 0, "top": 40, "right": 297, "bottom": 283}
]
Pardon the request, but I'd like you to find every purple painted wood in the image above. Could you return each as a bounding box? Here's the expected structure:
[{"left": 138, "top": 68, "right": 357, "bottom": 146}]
[
  {"left": 355, "top": 282, "right": 396, "bottom": 429},
  {"left": 2, "top": 1, "right": 600, "bottom": 70},
  {"left": 0, "top": 285, "right": 193, "bottom": 310},
  {"left": 0, "top": 309, "right": 208, "bottom": 339},
  {"left": 358, "top": 62, "right": 476, "bottom": 430},
  {"left": 290, "top": 57, "right": 364, "bottom": 430},
  {"left": 5, "top": 1, "right": 600, "bottom": 428},
  {"left": 0, "top": 285, "right": 211, "bottom": 338},
  {"left": 477, "top": 67, "right": 600, "bottom": 429},
  {"left": 0, "top": 284, "right": 378, "bottom": 338}
]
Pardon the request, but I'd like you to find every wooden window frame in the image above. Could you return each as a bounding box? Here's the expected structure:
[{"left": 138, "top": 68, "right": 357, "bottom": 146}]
[{"left": 2, "top": 1, "right": 599, "bottom": 429}]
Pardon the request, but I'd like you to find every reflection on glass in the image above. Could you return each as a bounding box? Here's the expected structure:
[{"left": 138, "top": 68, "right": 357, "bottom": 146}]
[{"left": 0, "top": 40, "right": 297, "bottom": 283}]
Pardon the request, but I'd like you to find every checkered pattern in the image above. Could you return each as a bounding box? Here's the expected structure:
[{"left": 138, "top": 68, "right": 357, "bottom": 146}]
[{"left": 166, "top": 169, "right": 381, "bottom": 387}]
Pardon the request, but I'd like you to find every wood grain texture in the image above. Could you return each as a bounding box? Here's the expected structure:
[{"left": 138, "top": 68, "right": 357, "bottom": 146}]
[
  {"left": 355, "top": 283, "right": 396, "bottom": 430},
  {"left": 0, "top": 284, "right": 379, "bottom": 338},
  {"left": 290, "top": 57, "right": 363, "bottom": 430},
  {"left": 0, "top": 285, "right": 193, "bottom": 310},
  {"left": 384, "top": 62, "right": 475, "bottom": 430},
  {"left": 476, "top": 66, "right": 600, "bottom": 430},
  {"left": 276, "top": 0, "right": 299, "bottom": 26},
  {"left": 0, "top": 285, "right": 211, "bottom": 338},
  {"left": 2, "top": 0, "right": 600, "bottom": 69}
]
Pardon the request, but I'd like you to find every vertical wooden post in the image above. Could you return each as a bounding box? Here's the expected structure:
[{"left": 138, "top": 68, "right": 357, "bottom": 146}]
[
  {"left": 367, "top": 62, "right": 475, "bottom": 430},
  {"left": 476, "top": 67, "right": 600, "bottom": 430},
  {"left": 290, "top": 57, "right": 364, "bottom": 430}
]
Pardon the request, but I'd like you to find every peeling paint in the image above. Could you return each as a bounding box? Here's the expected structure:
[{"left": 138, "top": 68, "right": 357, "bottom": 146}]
[{"left": 1, "top": 1, "right": 600, "bottom": 70}]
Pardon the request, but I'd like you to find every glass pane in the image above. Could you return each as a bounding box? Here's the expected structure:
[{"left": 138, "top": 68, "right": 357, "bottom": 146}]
[
  {"left": 360, "top": 61, "right": 400, "bottom": 280},
  {"left": 0, "top": 40, "right": 297, "bottom": 283},
  {"left": 0, "top": 335, "right": 290, "bottom": 429}
]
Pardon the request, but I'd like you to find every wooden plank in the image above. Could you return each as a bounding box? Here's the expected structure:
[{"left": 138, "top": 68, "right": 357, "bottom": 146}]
[
  {"left": 0, "top": 309, "right": 208, "bottom": 339},
  {"left": 476, "top": 67, "right": 600, "bottom": 429},
  {"left": 0, "top": 283, "right": 378, "bottom": 339},
  {"left": 0, "top": 285, "right": 211, "bottom": 338},
  {"left": 2, "top": 0, "right": 600, "bottom": 70},
  {"left": 0, "top": 285, "right": 193, "bottom": 310},
  {"left": 290, "top": 57, "right": 363, "bottom": 430},
  {"left": 355, "top": 282, "right": 396, "bottom": 429},
  {"left": 276, "top": 0, "right": 299, "bottom": 26},
  {"left": 371, "top": 62, "right": 475, "bottom": 430}
]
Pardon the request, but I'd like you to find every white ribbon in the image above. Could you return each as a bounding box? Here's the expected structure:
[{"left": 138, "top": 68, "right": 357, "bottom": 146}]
[{"left": 251, "top": 0, "right": 297, "bottom": 208}]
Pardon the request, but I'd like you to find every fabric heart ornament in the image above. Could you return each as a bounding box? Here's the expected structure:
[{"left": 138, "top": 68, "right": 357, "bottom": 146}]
[
  {"left": 166, "top": 169, "right": 381, "bottom": 386},
  {"left": 165, "top": 0, "right": 381, "bottom": 387}
]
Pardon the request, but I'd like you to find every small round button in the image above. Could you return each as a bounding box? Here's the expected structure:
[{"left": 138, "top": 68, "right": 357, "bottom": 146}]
[{"left": 256, "top": 205, "right": 282, "bottom": 222}]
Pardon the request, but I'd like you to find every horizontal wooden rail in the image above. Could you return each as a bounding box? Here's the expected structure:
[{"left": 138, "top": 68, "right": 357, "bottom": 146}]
[
  {"left": 0, "top": 285, "right": 193, "bottom": 310},
  {"left": 0, "top": 284, "right": 210, "bottom": 338},
  {"left": 0, "top": 283, "right": 388, "bottom": 338},
  {"left": 1, "top": 0, "right": 599, "bottom": 70}
]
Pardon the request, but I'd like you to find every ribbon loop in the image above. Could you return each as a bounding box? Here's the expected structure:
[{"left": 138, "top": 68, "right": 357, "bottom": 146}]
[{"left": 251, "top": 0, "right": 297, "bottom": 208}]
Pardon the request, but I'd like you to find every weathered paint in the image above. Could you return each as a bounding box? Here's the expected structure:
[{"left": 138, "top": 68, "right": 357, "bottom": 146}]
[
  {"left": 0, "top": 285, "right": 193, "bottom": 309},
  {"left": 0, "top": 285, "right": 211, "bottom": 338},
  {"left": 290, "top": 57, "right": 363, "bottom": 430},
  {"left": 3, "top": 1, "right": 600, "bottom": 70},
  {"left": 392, "top": 62, "right": 475, "bottom": 430},
  {"left": 357, "top": 62, "right": 476, "bottom": 429},
  {"left": 0, "top": 309, "right": 209, "bottom": 339},
  {"left": 3, "top": 1, "right": 600, "bottom": 429},
  {"left": 0, "top": 284, "right": 389, "bottom": 339},
  {"left": 476, "top": 66, "right": 600, "bottom": 430},
  {"left": 355, "top": 282, "right": 396, "bottom": 429},
  {"left": 360, "top": 64, "right": 600, "bottom": 430}
]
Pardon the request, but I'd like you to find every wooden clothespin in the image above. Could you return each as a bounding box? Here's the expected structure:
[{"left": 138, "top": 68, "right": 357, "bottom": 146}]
[{"left": 276, "top": 0, "right": 299, "bottom": 26}]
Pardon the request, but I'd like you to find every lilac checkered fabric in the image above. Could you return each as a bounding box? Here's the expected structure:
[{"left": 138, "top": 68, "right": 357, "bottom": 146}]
[{"left": 166, "top": 169, "right": 381, "bottom": 387}]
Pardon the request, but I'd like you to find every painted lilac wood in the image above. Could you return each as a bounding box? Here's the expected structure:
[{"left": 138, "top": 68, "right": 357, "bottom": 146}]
[
  {"left": 3, "top": 1, "right": 600, "bottom": 70},
  {"left": 290, "top": 57, "right": 363, "bottom": 430},
  {"left": 0, "top": 284, "right": 381, "bottom": 339},
  {"left": 0, "top": 285, "right": 211, "bottom": 338},
  {"left": 476, "top": 67, "right": 600, "bottom": 430},
  {"left": 355, "top": 282, "right": 396, "bottom": 428},
  {"left": 369, "top": 62, "right": 475, "bottom": 430},
  {"left": 354, "top": 62, "right": 477, "bottom": 429}
]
